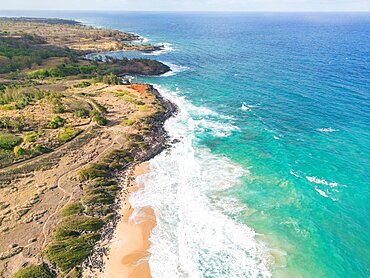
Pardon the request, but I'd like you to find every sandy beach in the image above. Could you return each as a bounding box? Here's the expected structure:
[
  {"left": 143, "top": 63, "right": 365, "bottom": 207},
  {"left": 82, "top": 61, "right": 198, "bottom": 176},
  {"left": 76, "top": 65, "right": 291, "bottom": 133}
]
[{"left": 99, "top": 162, "right": 155, "bottom": 278}]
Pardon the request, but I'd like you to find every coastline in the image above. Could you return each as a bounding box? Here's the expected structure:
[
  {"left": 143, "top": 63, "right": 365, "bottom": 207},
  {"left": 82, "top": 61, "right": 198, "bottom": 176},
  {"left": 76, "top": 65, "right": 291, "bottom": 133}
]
[
  {"left": 0, "top": 16, "right": 177, "bottom": 277},
  {"left": 99, "top": 162, "right": 155, "bottom": 278},
  {"left": 84, "top": 85, "right": 177, "bottom": 277}
]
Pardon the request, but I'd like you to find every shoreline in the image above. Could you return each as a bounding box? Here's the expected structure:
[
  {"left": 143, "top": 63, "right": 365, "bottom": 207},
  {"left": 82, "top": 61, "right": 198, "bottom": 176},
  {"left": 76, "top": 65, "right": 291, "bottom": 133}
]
[
  {"left": 99, "top": 162, "right": 155, "bottom": 278},
  {"left": 83, "top": 85, "right": 177, "bottom": 277}
]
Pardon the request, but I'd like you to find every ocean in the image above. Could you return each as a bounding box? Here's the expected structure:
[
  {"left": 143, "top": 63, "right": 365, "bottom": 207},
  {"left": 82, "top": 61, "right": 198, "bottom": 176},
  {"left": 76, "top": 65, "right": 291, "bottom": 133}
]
[{"left": 3, "top": 11, "right": 369, "bottom": 277}]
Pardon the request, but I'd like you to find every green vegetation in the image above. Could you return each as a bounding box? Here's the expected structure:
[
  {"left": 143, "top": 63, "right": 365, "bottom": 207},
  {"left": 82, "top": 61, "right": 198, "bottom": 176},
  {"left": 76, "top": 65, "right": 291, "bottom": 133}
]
[
  {"left": 0, "top": 132, "right": 21, "bottom": 149},
  {"left": 79, "top": 163, "right": 109, "bottom": 181},
  {"left": 0, "top": 149, "right": 13, "bottom": 168},
  {"left": 45, "top": 233, "right": 99, "bottom": 273},
  {"left": 115, "top": 91, "right": 129, "bottom": 97},
  {"left": 74, "top": 107, "right": 90, "bottom": 118},
  {"left": 13, "top": 264, "right": 53, "bottom": 278},
  {"left": 23, "top": 131, "right": 39, "bottom": 143},
  {"left": 92, "top": 56, "right": 170, "bottom": 76},
  {"left": 30, "top": 65, "right": 98, "bottom": 79},
  {"left": 55, "top": 215, "right": 104, "bottom": 237},
  {"left": 89, "top": 99, "right": 107, "bottom": 114},
  {"left": 0, "top": 116, "right": 25, "bottom": 132},
  {"left": 50, "top": 97, "right": 65, "bottom": 114},
  {"left": 0, "top": 87, "right": 50, "bottom": 110},
  {"left": 90, "top": 110, "right": 107, "bottom": 126},
  {"left": 74, "top": 81, "right": 91, "bottom": 88},
  {"left": 121, "top": 118, "right": 136, "bottom": 126},
  {"left": 13, "top": 146, "right": 26, "bottom": 158},
  {"left": 47, "top": 116, "right": 65, "bottom": 129},
  {"left": 138, "top": 105, "right": 149, "bottom": 112},
  {"left": 0, "top": 34, "right": 74, "bottom": 74},
  {"left": 60, "top": 202, "right": 84, "bottom": 217},
  {"left": 59, "top": 127, "right": 81, "bottom": 143},
  {"left": 99, "top": 73, "right": 122, "bottom": 85},
  {"left": 45, "top": 211, "right": 104, "bottom": 272}
]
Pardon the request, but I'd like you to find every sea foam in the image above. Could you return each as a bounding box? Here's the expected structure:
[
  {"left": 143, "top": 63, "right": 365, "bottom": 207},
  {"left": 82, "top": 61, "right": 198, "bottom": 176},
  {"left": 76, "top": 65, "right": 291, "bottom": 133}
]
[
  {"left": 316, "top": 127, "right": 339, "bottom": 133},
  {"left": 143, "top": 42, "right": 176, "bottom": 56},
  {"left": 129, "top": 85, "right": 272, "bottom": 278},
  {"left": 161, "top": 62, "right": 191, "bottom": 77}
]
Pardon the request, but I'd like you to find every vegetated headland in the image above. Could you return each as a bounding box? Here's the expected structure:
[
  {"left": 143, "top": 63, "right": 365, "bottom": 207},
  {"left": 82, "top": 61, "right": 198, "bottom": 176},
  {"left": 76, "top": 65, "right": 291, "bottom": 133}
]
[{"left": 0, "top": 17, "right": 175, "bottom": 278}]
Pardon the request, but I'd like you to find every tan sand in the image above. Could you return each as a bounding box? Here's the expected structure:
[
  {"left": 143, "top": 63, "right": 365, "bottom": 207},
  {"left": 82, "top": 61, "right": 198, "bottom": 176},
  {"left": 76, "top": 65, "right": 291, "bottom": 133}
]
[{"left": 100, "top": 162, "right": 156, "bottom": 278}]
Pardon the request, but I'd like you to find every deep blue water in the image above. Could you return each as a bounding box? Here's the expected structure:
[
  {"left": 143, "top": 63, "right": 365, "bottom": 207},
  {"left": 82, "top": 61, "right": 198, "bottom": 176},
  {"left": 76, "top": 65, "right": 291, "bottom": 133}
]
[{"left": 2, "top": 11, "right": 369, "bottom": 277}]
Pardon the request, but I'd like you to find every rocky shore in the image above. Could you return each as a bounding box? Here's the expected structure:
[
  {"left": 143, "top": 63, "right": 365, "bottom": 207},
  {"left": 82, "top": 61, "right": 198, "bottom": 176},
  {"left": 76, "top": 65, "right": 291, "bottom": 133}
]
[{"left": 83, "top": 86, "right": 177, "bottom": 276}]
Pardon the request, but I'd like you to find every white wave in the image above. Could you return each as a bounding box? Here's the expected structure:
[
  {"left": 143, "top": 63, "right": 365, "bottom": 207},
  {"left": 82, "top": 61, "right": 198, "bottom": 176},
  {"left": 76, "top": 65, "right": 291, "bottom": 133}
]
[
  {"left": 316, "top": 127, "right": 339, "bottom": 133},
  {"left": 161, "top": 62, "right": 191, "bottom": 77},
  {"left": 241, "top": 102, "right": 250, "bottom": 111},
  {"left": 314, "top": 187, "right": 329, "bottom": 198},
  {"left": 289, "top": 170, "right": 300, "bottom": 178},
  {"left": 241, "top": 102, "right": 259, "bottom": 112},
  {"left": 191, "top": 118, "right": 240, "bottom": 138},
  {"left": 130, "top": 32, "right": 150, "bottom": 43},
  {"left": 143, "top": 42, "right": 176, "bottom": 56},
  {"left": 129, "top": 85, "right": 272, "bottom": 278},
  {"left": 306, "top": 176, "right": 339, "bottom": 188}
]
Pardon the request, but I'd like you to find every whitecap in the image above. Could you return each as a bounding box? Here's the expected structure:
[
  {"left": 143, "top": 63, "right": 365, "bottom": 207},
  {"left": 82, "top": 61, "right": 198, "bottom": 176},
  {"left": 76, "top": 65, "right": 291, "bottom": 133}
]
[
  {"left": 289, "top": 170, "right": 300, "bottom": 178},
  {"left": 306, "top": 176, "right": 339, "bottom": 188},
  {"left": 241, "top": 102, "right": 259, "bottom": 112},
  {"left": 314, "top": 187, "right": 336, "bottom": 201},
  {"left": 314, "top": 187, "right": 329, "bottom": 198},
  {"left": 241, "top": 102, "right": 250, "bottom": 111},
  {"left": 316, "top": 127, "right": 339, "bottom": 133}
]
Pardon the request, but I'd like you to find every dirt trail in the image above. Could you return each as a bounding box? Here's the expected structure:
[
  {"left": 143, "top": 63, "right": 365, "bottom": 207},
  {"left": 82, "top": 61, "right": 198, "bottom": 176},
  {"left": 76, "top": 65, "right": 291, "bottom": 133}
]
[{"left": 40, "top": 132, "right": 120, "bottom": 248}]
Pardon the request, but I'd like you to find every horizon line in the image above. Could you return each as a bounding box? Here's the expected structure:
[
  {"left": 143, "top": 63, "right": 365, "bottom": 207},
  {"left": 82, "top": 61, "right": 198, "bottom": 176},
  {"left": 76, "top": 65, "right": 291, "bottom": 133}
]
[{"left": 0, "top": 10, "right": 369, "bottom": 13}]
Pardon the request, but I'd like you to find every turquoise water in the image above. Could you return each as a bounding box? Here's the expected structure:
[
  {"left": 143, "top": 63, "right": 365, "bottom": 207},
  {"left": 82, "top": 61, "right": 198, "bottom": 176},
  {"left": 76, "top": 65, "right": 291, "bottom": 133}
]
[{"left": 4, "top": 11, "right": 370, "bottom": 277}]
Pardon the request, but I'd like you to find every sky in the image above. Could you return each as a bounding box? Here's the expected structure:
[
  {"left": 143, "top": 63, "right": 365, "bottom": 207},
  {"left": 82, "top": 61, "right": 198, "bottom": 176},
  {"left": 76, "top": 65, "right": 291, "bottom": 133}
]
[{"left": 0, "top": 0, "right": 369, "bottom": 12}]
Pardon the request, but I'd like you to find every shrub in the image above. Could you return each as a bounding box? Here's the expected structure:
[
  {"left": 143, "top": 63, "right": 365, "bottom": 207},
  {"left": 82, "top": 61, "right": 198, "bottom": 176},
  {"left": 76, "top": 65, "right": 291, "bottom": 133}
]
[
  {"left": 90, "top": 110, "right": 107, "bottom": 126},
  {"left": 0, "top": 132, "right": 21, "bottom": 149},
  {"left": 121, "top": 118, "right": 136, "bottom": 126},
  {"left": 45, "top": 233, "right": 99, "bottom": 272},
  {"left": 51, "top": 98, "right": 65, "bottom": 113},
  {"left": 61, "top": 202, "right": 84, "bottom": 217},
  {"left": 103, "top": 149, "right": 132, "bottom": 170},
  {"left": 24, "top": 131, "right": 38, "bottom": 143},
  {"left": 13, "top": 146, "right": 26, "bottom": 157},
  {"left": 45, "top": 215, "right": 103, "bottom": 272},
  {"left": 0, "top": 116, "right": 24, "bottom": 131},
  {"left": 82, "top": 193, "right": 115, "bottom": 206},
  {"left": 74, "top": 108, "right": 90, "bottom": 118},
  {"left": 59, "top": 127, "right": 80, "bottom": 143},
  {"left": 30, "top": 69, "right": 49, "bottom": 79},
  {"left": 0, "top": 149, "right": 13, "bottom": 168},
  {"left": 32, "top": 144, "right": 49, "bottom": 154},
  {"left": 101, "top": 73, "right": 121, "bottom": 85},
  {"left": 74, "top": 81, "right": 91, "bottom": 88},
  {"left": 79, "top": 163, "right": 109, "bottom": 181},
  {"left": 56, "top": 216, "right": 104, "bottom": 235},
  {"left": 47, "top": 116, "right": 65, "bottom": 129},
  {"left": 13, "top": 264, "right": 53, "bottom": 278},
  {"left": 138, "top": 105, "right": 149, "bottom": 112},
  {"left": 1, "top": 104, "right": 15, "bottom": 110}
]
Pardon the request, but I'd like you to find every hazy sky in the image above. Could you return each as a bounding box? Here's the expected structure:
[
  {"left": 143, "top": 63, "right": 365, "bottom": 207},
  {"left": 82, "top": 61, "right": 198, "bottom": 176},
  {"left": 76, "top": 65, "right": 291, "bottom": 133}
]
[{"left": 1, "top": 0, "right": 369, "bottom": 12}]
